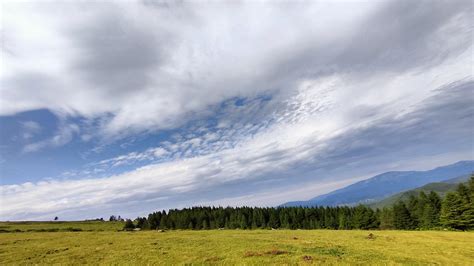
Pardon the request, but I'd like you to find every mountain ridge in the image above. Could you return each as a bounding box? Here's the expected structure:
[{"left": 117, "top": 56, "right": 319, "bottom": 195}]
[
  {"left": 281, "top": 160, "right": 474, "bottom": 207},
  {"left": 367, "top": 174, "right": 470, "bottom": 209}
]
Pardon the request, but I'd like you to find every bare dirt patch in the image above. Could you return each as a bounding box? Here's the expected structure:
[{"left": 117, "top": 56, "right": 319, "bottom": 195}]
[
  {"left": 205, "top": 256, "right": 222, "bottom": 262},
  {"left": 244, "top": 251, "right": 262, "bottom": 257},
  {"left": 45, "top": 248, "right": 69, "bottom": 254},
  {"left": 264, "top": 249, "right": 289, "bottom": 255},
  {"left": 244, "top": 249, "right": 289, "bottom": 257}
]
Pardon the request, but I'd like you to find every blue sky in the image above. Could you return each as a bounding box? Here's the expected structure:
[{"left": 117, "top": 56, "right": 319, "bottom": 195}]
[{"left": 0, "top": 0, "right": 473, "bottom": 220}]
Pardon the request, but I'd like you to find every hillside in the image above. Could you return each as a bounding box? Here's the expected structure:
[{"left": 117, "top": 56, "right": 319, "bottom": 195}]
[
  {"left": 367, "top": 182, "right": 457, "bottom": 209},
  {"left": 281, "top": 161, "right": 474, "bottom": 207}
]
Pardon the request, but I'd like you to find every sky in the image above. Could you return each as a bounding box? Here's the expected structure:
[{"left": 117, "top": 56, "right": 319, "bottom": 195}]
[{"left": 0, "top": 0, "right": 473, "bottom": 221}]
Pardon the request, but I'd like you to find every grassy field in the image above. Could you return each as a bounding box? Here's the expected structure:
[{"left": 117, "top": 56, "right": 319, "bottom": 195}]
[
  {"left": 1, "top": 222, "right": 473, "bottom": 265},
  {"left": 0, "top": 221, "right": 124, "bottom": 232}
]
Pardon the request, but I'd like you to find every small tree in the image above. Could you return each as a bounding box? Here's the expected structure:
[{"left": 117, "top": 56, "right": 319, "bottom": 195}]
[
  {"left": 136, "top": 217, "right": 150, "bottom": 230},
  {"left": 123, "top": 219, "right": 135, "bottom": 231}
]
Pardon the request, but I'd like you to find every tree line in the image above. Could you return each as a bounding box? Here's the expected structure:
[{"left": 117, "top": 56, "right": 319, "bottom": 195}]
[
  {"left": 380, "top": 175, "right": 473, "bottom": 230},
  {"left": 125, "top": 175, "right": 474, "bottom": 231}
]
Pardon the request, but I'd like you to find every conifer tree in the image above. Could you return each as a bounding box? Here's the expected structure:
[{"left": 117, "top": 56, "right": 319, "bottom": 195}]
[
  {"left": 379, "top": 207, "right": 394, "bottom": 229},
  {"left": 420, "top": 191, "right": 441, "bottom": 228},
  {"left": 441, "top": 192, "right": 465, "bottom": 230},
  {"left": 463, "top": 175, "right": 474, "bottom": 229},
  {"left": 457, "top": 178, "right": 474, "bottom": 230},
  {"left": 393, "top": 201, "right": 414, "bottom": 229},
  {"left": 407, "top": 195, "right": 421, "bottom": 228}
]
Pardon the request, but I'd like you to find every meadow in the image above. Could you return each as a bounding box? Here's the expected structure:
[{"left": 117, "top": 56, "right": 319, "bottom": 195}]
[
  {"left": 0, "top": 220, "right": 124, "bottom": 232},
  {"left": 1, "top": 221, "right": 473, "bottom": 264}
]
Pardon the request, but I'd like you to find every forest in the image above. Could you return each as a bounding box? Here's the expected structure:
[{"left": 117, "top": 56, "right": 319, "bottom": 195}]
[{"left": 127, "top": 175, "right": 474, "bottom": 231}]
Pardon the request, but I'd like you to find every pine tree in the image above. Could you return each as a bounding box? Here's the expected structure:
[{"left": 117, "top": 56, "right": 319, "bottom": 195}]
[
  {"left": 420, "top": 191, "right": 441, "bottom": 228},
  {"left": 379, "top": 207, "right": 394, "bottom": 229},
  {"left": 457, "top": 180, "right": 474, "bottom": 230},
  {"left": 338, "top": 212, "right": 349, "bottom": 230},
  {"left": 457, "top": 183, "right": 470, "bottom": 203},
  {"left": 268, "top": 210, "right": 279, "bottom": 229},
  {"left": 407, "top": 195, "right": 421, "bottom": 228},
  {"left": 281, "top": 213, "right": 290, "bottom": 229},
  {"left": 469, "top": 174, "right": 474, "bottom": 203},
  {"left": 463, "top": 175, "right": 474, "bottom": 229},
  {"left": 352, "top": 205, "right": 377, "bottom": 229},
  {"left": 239, "top": 214, "right": 247, "bottom": 229},
  {"left": 159, "top": 214, "right": 168, "bottom": 229},
  {"left": 393, "top": 201, "right": 414, "bottom": 229},
  {"left": 440, "top": 192, "right": 465, "bottom": 230}
]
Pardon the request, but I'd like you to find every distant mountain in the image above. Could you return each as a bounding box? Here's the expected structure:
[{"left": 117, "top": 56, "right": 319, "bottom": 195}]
[
  {"left": 281, "top": 161, "right": 474, "bottom": 207},
  {"left": 367, "top": 174, "right": 470, "bottom": 209}
]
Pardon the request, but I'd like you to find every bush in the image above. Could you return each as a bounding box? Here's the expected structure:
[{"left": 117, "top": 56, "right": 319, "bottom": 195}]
[
  {"left": 64, "top": 227, "right": 82, "bottom": 232},
  {"left": 123, "top": 219, "right": 135, "bottom": 231}
]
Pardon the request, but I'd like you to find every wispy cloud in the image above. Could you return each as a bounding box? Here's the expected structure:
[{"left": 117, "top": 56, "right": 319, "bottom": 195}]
[
  {"left": 20, "top": 121, "right": 41, "bottom": 140},
  {"left": 22, "top": 123, "right": 79, "bottom": 153}
]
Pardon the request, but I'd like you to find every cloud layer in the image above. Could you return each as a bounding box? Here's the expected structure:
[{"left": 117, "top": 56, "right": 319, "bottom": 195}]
[
  {"left": 2, "top": 0, "right": 471, "bottom": 137},
  {"left": 0, "top": 0, "right": 473, "bottom": 220}
]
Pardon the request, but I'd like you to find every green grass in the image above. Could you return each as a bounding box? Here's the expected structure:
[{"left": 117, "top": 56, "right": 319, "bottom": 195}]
[
  {"left": 0, "top": 221, "right": 124, "bottom": 232},
  {"left": 1, "top": 222, "right": 473, "bottom": 265}
]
